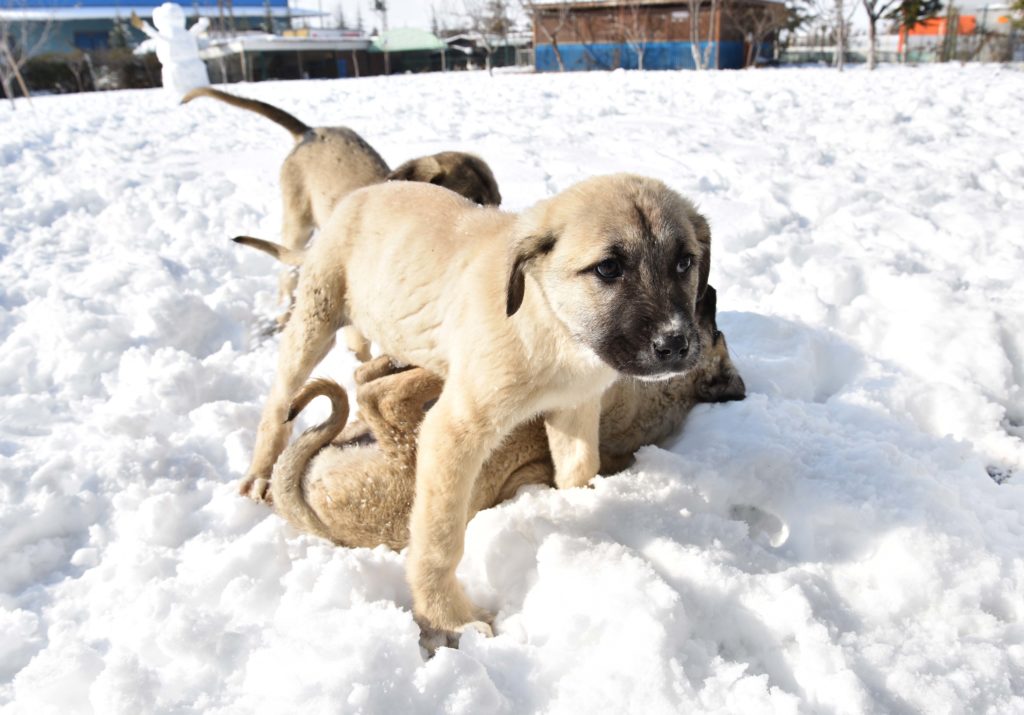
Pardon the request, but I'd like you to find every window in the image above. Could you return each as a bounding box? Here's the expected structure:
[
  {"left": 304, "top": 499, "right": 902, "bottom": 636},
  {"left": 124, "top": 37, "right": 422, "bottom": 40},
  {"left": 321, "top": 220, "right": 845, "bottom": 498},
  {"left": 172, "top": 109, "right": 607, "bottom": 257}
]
[{"left": 74, "top": 31, "right": 109, "bottom": 51}]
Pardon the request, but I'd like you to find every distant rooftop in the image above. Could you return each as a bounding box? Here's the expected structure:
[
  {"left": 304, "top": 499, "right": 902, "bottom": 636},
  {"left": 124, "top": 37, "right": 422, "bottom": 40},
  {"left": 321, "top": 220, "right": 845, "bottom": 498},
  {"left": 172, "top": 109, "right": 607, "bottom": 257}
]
[
  {"left": 369, "top": 27, "right": 445, "bottom": 53},
  {"left": 0, "top": 0, "right": 319, "bottom": 21}
]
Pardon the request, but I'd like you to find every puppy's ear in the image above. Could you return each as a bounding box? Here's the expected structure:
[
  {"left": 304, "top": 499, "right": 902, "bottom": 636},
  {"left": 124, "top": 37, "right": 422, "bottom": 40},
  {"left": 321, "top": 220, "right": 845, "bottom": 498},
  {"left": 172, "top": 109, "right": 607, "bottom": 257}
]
[
  {"left": 506, "top": 232, "right": 557, "bottom": 317},
  {"left": 387, "top": 156, "right": 445, "bottom": 185},
  {"left": 697, "top": 284, "right": 718, "bottom": 330},
  {"left": 691, "top": 212, "right": 712, "bottom": 301}
]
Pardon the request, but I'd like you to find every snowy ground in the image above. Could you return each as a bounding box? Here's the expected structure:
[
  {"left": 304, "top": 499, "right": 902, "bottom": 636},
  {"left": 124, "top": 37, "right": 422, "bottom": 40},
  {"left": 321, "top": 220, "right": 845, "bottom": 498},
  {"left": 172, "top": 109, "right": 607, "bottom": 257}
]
[{"left": 1, "top": 64, "right": 1023, "bottom": 714}]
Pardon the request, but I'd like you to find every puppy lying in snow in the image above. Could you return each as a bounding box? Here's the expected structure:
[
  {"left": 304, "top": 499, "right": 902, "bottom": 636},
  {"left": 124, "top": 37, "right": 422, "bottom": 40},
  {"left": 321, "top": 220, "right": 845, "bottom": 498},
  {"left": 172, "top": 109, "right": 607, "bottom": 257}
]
[
  {"left": 271, "top": 286, "right": 745, "bottom": 551},
  {"left": 182, "top": 86, "right": 502, "bottom": 334}
]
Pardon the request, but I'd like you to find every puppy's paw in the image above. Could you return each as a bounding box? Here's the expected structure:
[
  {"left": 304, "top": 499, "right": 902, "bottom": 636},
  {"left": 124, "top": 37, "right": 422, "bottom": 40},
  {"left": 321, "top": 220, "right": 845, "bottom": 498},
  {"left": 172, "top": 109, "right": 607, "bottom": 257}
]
[
  {"left": 353, "top": 356, "right": 405, "bottom": 386},
  {"left": 458, "top": 620, "right": 494, "bottom": 638},
  {"left": 417, "top": 619, "right": 494, "bottom": 656},
  {"left": 252, "top": 478, "right": 274, "bottom": 504},
  {"left": 239, "top": 475, "right": 273, "bottom": 504}
]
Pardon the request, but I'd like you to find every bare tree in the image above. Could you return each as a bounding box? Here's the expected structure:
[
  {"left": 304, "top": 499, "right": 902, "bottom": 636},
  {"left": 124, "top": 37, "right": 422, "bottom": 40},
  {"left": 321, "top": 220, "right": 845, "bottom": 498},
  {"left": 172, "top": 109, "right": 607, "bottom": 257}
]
[
  {"left": 374, "top": 0, "right": 390, "bottom": 75},
  {"left": 861, "top": 0, "right": 899, "bottom": 68},
  {"left": 462, "top": 0, "right": 509, "bottom": 73},
  {"left": 807, "top": 0, "right": 856, "bottom": 69},
  {"left": 686, "top": 0, "right": 706, "bottom": 68},
  {"left": 521, "top": 0, "right": 572, "bottom": 71},
  {"left": 725, "top": 0, "right": 790, "bottom": 66},
  {"left": 702, "top": 0, "right": 721, "bottom": 67},
  {"left": 686, "top": 0, "right": 721, "bottom": 69},
  {"left": 614, "top": 0, "right": 652, "bottom": 69},
  {"left": 0, "top": 1, "right": 52, "bottom": 107}
]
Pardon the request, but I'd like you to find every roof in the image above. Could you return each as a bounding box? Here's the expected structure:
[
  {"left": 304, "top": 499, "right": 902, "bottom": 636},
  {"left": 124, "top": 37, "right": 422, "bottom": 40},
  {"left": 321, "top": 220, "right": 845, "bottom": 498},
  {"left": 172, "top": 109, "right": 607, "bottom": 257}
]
[
  {"left": 369, "top": 27, "right": 445, "bottom": 53},
  {"left": 1, "top": 5, "right": 318, "bottom": 20},
  {"left": 196, "top": 32, "right": 371, "bottom": 58}
]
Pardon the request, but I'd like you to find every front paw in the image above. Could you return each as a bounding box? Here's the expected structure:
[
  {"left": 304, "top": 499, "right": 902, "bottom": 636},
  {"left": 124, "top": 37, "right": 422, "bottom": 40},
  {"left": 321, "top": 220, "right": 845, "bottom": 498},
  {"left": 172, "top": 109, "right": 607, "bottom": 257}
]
[
  {"left": 238, "top": 474, "right": 273, "bottom": 504},
  {"left": 417, "top": 619, "right": 494, "bottom": 656}
]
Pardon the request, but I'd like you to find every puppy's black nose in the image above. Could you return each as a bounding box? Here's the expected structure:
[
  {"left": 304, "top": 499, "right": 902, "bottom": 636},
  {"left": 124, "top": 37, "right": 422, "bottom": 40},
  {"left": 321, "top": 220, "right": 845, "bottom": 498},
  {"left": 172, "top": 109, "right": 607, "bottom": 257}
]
[{"left": 653, "top": 334, "right": 688, "bottom": 359}]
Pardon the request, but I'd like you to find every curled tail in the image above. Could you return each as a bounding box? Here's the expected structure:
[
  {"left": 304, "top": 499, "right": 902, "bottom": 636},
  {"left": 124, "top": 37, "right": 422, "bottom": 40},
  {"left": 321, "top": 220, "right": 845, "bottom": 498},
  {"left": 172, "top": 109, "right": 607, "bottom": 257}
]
[
  {"left": 232, "top": 235, "right": 305, "bottom": 267},
  {"left": 181, "top": 87, "right": 311, "bottom": 141},
  {"left": 271, "top": 379, "right": 350, "bottom": 542}
]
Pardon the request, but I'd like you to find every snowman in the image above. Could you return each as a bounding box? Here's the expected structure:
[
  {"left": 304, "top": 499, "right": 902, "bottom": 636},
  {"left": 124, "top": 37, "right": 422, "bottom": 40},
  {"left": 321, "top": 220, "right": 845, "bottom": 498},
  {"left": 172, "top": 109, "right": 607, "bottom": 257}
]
[{"left": 131, "top": 3, "right": 210, "bottom": 98}]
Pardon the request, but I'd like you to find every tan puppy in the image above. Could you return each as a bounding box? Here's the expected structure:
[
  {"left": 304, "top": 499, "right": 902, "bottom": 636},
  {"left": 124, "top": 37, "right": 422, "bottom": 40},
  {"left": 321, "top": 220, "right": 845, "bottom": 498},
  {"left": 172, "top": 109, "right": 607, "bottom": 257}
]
[
  {"left": 244, "top": 175, "right": 713, "bottom": 642},
  {"left": 272, "top": 362, "right": 550, "bottom": 552},
  {"left": 181, "top": 87, "right": 502, "bottom": 315},
  {"left": 271, "top": 286, "right": 743, "bottom": 555}
]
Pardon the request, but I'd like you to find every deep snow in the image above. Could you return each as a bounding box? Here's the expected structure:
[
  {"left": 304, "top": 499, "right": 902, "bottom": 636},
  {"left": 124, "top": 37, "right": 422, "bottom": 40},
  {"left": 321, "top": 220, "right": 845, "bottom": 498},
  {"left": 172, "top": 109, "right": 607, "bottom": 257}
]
[{"left": 1, "top": 64, "right": 1023, "bottom": 714}]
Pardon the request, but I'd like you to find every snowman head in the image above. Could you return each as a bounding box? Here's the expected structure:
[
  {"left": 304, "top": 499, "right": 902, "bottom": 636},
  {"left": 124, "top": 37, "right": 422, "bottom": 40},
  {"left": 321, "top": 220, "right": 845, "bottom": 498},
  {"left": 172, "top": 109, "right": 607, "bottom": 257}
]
[{"left": 152, "top": 2, "right": 186, "bottom": 32}]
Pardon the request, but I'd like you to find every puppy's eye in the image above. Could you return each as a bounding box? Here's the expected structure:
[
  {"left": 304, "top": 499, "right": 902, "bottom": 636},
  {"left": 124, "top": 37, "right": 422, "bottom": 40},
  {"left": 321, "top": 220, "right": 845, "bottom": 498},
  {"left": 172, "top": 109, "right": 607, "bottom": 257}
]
[
  {"left": 595, "top": 258, "right": 623, "bottom": 281},
  {"left": 676, "top": 256, "right": 693, "bottom": 274}
]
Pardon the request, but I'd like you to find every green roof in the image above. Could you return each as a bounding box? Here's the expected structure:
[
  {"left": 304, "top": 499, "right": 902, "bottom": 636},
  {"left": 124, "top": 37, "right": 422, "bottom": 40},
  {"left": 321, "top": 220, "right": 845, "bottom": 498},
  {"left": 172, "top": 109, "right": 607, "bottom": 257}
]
[{"left": 369, "top": 27, "right": 446, "bottom": 53}]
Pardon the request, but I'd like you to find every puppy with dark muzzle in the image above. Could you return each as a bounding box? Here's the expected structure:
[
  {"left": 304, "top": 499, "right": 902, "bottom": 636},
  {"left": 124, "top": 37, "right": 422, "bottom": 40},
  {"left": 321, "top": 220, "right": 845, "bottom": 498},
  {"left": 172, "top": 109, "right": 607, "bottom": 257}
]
[
  {"left": 241, "top": 174, "right": 711, "bottom": 646},
  {"left": 181, "top": 86, "right": 502, "bottom": 335}
]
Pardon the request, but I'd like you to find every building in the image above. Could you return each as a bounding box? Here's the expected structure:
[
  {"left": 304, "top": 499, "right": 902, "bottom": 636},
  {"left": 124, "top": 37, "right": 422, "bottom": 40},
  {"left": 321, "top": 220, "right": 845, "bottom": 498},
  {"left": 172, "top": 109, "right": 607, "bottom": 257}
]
[
  {"left": 199, "top": 28, "right": 371, "bottom": 83},
  {"left": 529, "top": 0, "right": 788, "bottom": 71},
  {"left": 899, "top": 2, "right": 1019, "bottom": 62},
  {"left": 1, "top": 0, "right": 318, "bottom": 58}
]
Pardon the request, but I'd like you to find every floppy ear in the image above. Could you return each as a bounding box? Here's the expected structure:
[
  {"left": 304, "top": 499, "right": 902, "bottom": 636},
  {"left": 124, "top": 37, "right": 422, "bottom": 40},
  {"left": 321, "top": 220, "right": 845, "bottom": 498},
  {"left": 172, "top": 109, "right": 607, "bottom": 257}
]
[
  {"left": 697, "top": 284, "right": 718, "bottom": 330},
  {"left": 691, "top": 211, "right": 712, "bottom": 301},
  {"left": 506, "top": 232, "right": 557, "bottom": 317},
  {"left": 386, "top": 156, "right": 445, "bottom": 184}
]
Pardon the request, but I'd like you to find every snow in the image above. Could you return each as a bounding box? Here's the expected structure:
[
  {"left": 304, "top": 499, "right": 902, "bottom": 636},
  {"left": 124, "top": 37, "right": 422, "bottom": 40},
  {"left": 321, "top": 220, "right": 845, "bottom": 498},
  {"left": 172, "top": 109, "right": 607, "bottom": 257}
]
[{"left": 1, "top": 64, "right": 1023, "bottom": 713}]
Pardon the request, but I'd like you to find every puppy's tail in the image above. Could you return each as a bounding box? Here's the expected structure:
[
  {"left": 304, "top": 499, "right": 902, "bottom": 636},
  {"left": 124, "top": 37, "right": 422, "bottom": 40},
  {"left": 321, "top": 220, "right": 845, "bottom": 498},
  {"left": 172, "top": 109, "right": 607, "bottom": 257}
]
[
  {"left": 271, "top": 379, "right": 351, "bottom": 543},
  {"left": 181, "top": 87, "right": 311, "bottom": 141},
  {"left": 233, "top": 235, "right": 305, "bottom": 267}
]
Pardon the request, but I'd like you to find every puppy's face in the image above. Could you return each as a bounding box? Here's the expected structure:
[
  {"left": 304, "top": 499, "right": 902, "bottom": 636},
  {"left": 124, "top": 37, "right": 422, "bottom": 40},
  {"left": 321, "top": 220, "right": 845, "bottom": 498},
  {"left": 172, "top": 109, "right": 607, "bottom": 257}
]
[
  {"left": 386, "top": 152, "right": 502, "bottom": 206},
  {"left": 509, "top": 175, "right": 711, "bottom": 379}
]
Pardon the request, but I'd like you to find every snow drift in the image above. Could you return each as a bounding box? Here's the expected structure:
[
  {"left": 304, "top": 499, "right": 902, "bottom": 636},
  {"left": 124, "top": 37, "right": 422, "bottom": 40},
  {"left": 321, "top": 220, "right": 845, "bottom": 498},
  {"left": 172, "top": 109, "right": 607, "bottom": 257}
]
[{"left": 1, "top": 64, "right": 1022, "bottom": 713}]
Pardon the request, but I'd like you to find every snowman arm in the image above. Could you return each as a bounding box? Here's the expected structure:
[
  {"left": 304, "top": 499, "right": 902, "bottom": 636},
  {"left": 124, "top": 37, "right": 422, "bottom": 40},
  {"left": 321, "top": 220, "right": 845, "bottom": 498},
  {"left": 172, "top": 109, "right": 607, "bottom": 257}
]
[
  {"left": 189, "top": 17, "right": 210, "bottom": 35},
  {"left": 130, "top": 11, "right": 159, "bottom": 38}
]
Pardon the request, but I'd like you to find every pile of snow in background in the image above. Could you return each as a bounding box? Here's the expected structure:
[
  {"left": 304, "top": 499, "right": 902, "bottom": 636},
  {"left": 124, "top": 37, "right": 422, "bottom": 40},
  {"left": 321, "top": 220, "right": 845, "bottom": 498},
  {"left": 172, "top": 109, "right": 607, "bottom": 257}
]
[{"left": 1, "top": 64, "right": 1022, "bottom": 713}]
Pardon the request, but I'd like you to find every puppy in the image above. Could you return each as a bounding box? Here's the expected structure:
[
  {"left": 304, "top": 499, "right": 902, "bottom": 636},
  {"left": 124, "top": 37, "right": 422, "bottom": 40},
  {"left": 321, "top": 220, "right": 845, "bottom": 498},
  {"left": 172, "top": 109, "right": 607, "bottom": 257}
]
[
  {"left": 271, "top": 286, "right": 743, "bottom": 554},
  {"left": 272, "top": 361, "right": 551, "bottom": 552},
  {"left": 181, "top": 87, "right": 502, "bottom": 320},
  {"left": 243, "top": 174, "right": 713, "bottom": 641},
  {"left": 233, "top": 230, "right": 742, "bottom": 472}
]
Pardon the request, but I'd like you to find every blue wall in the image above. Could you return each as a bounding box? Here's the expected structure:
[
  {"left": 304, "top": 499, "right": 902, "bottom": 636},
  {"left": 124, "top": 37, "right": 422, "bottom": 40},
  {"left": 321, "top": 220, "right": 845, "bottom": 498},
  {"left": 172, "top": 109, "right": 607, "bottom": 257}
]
[{"left": 536, "top": 41, "right": 746, "bottom": 71}]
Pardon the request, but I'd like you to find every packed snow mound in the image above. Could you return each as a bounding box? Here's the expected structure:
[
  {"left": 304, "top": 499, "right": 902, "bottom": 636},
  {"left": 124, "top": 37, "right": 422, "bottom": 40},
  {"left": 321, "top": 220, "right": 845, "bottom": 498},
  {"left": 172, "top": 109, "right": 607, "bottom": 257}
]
[{"left": 1, "top": 64, "right": 1023, "bottom": 713}]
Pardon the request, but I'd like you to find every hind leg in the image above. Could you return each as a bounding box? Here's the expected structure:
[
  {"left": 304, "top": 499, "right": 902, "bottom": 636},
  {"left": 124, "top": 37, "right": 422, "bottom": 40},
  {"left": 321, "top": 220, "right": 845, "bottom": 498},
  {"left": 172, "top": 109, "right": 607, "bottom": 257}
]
[
  {"left": 331, "top": 356, "right": 419, "bottom": 446},
  {"left": 354, "top": 355, "right": 409, "bottom": 386},
  {"left": 243, "top": 265, "right": 346, "bottom": 501},
  {"left": 357, "top": 367, "right": 444, "bottom": 455}
]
